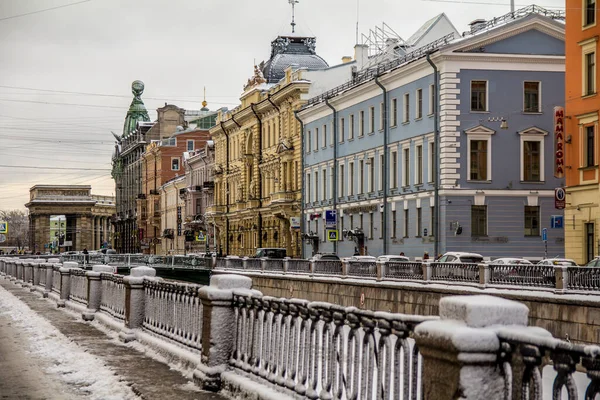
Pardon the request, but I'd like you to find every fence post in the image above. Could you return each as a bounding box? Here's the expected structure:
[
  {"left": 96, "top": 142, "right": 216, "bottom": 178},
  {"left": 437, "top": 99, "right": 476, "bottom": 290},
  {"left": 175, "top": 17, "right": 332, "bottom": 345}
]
[
  {"left": 479, "top": 263, "right": 489, "bottom": 286},
  {"left": 58, "top": 261, "right": 79, "bottom": 307},
  {"left": 555, "top": 266, "right": 568, "bottom": 292},
  {"left": 82, "top": 265, "right": 115, "bottom": 321},
  {"left": 309, "top": 260, "right": 315, "bottom": 276},
  {"left": 119, "top": 266, "right": 156, "bottom": 343},
  {"left": 342, "top": 260, "right": 349, "bottom": 278},
  {"left": 283, "top": 258, "right": 289, "bottom": 274},
  {"left": 194, "top": 274, "right": 255, "bottom": 391},
  {"left": 423, "top": 262, "right": 432, "bottom": 282},
  {"left": 261, "top": 257, "right": 266, "bottom": 273},
  {"left": 415, "top": 295, "right": 543, "bottom": 400},
  {"left": 31, "top": 260, "right": 42, "bottom": 291},
  {"left": 376, "top": 260, "right": 385, "bottom": 281}
]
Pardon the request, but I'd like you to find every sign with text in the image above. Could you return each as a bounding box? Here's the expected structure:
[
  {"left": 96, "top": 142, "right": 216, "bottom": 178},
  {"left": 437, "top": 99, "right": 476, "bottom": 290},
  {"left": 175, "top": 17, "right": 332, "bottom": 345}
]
[
  {"left": 290, "top": 217, "right": 300, "bottom": 229},
  {"left": 325, "top": 210, "right": 337, "bottom": 228},
  {"left": 542, "top": 228, "right": 548, "bottom": 242},
  {"left": 551, "top": 215, "right": 564, "bottom": 229},
  {"left": 554, "top": 187, "right": 566, "bottom": 209},
  {"left": 554, "top": 106, "right": 565, "bottom": 178}
]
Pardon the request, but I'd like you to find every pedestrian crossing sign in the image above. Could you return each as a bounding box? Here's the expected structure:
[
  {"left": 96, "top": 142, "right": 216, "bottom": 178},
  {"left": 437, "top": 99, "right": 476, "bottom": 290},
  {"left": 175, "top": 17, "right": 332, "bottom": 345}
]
[
  {"left": 327, "top": 229, "right": 339, "bottom": 242},
  {"left": 0, "top": 221, "right": 7, "bottom": 234},
  {"left": 195, "top": 232, "right": 207, "bottom": 242}
]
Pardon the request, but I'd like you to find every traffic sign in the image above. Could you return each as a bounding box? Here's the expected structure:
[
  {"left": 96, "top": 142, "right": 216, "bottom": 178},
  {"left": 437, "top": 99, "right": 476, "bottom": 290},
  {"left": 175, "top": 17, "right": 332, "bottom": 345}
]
[
  {"left": 542, "top": 228, "right": 548, "bottom": 242},
  {"left": 326, "top": 229, "right": 339, "bottom": 242},
  {"left": 195, "top": 232, "right": 207, "bottom": 242},
  {"left": 0, "top": 221, "right": 7, "bottom": 234},
  {"left": 290, "top": 217, "right": 300, "bottom": 229},
  {"left": 554, "top": 187, "right": 566, "bottom": 209},
  {"left": 551, "top": 215, "right": 563, "bottom": 229},
  {"left": 325, "top": 210, "right": 337, "bottom": 228},
  {"left": 0, "top": 233, "right": 6, "bottom": 243}
]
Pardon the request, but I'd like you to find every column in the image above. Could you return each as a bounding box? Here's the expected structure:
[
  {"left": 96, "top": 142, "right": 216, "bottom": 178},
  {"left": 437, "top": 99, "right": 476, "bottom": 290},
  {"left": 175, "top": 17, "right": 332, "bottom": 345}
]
[
  {"left": 103, "top": 217, "right": 108, "bottom": 248},
  {"left": 76, "top": 215, "right": 93, "bottom": 251}
]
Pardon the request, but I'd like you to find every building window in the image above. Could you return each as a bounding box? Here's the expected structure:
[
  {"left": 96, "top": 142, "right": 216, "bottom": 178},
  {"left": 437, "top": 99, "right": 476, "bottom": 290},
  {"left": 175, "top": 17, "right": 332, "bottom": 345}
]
[
  {"left": 340, "top": 215, "right": 344, "bottom": 241},
  {"left": 369, "top": 213, "right": 373, "bottom": 239},
  {"left": 403, "top": 93, "right": 410, "bottom": 123},
  {"left": 322, "top": 168, "right": 327, "bottom": 201},
  {"left": 471, "top": 81, "right": 488, "bottom": 112},
  {"left": 349, "top": 114, "right": 355, "bottom": 140},
  {"left": 314, "top": 128, "right": 319, "bottom": 151},
  {"left": 430, "top": 206, "right": 435, "bottom": 237},
  {"left": 586, "top": 125, "right": 596, "bottom": 166},
  {"left": 391, "top": 98, "right": 398, "bottom": 126},
  {"left": 314, "top": 171, "right": 319, "bottom": 202},
  {"left": 322, "top": 124, "right": 327, "bottom": 148},
  {"left": 306, "top": 173, "right": 311, "bottom": 203},
  {"left": 585, "top": 0, "right": 596, "bottom": 26},
  {"left": 524, "top": 82, "right": 541, "bottom": 113},
  {"left": 358, "top": 160, "right": 364, "bottom": 194},
  {"left": 360, "top": 213, "right": 364, "bottom": 230},
  {"left": 586, "top": 52, "right": 596, "bottom": 96},
  {"left": 403, "top": 209, "right": 409, "bottom": 238},
  {"left": 416, "top": 145, "right": 423, "bottom": 184},
  {"left": 379, "top": 153, "right": 384, "bottom": 191},
  {"left": 171, "top": 157, "right": 180, "bottom": 171},
  {"left": 428, "top": 142, "right": 435, "bottom": 183},
  {"left": 187, "top": 140, "right": 195, "bottom": 151},
  {"left": 349, "top": 162, "right": 354, "bottom": 196},
  {"left": 392, "top": 210, "right": 397, "bottom": 238},
  {"left": 416, "top": 208, "right": 422, "bottom": 237},
  {"left": 524, "top": 206, "right": 540, "bottom": 236},
  {"left": 523, "top": 141, "right": 541, "bottom": 181},
  {"left": 403, "top": 148, "right": 410, "bottom": 186},
  {"left": 379, "top": 211, "right": 384, "bottom": 239},
  {"left": 359, "top": 111, "right": 365, "bottom": 137},
  {"left": 339, "top": 164, "right": 345, "bottom": 198},
  {"left": 416, "top": 89, "right": 423, "bottom": 119},
  {"left": 368, "top": 157, "right": 374, "bottom": 192},
  {"left": 392, "top": 151, "right": 398, "bottom": 188},
  {"left": 306, "top": 130, "right": 311, "bottom": 153},
  {"left": 340, "top": 118, "right": 345, "bottom": 142},
  {"left": 369, "top": 106, "right": 375, "bottom": 133},
  {"left": 429, "top": 84, "right": 435, "bottom": 115},
  {"left": 379, "top": 102, "right": 384, "bottom": 130},
  {"left": 469, "top": 140, "right": 488, "bottom": 181},
  {"left": 471, "top": 205, "right": 487, "bottom": 237}
]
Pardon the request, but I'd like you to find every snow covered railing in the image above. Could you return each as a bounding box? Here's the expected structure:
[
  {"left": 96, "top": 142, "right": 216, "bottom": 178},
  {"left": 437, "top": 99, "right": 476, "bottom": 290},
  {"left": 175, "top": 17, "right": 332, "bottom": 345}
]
[
  {"left": 142, "top": 279, "right": 203, "bottom": 353},
  {"left": 347, "top": 260, "right": 377, "bottom": 278},
  {"left": 566, "top": 266, "right": 600, "bottom": 291},
  {"left": 384, "top": 261, "right": 424, "bottom": 280},
  {"left": 287, "top": 259, "right": 311, "bottom": 274},
  {"left": 230, "top": 292, "right": 437, "bottom": 399},
  {"left": 430, "top": 262, "right": 480, "bottom": 283},
  {"left": 99, "top": 273, "right": 126, "bottom": 321},
  {"left": 496, "top": 327, "right": 600, "bottom": 400},
  {"left": 51, "top": 266, "right": 62, "bottom": 295},
  {"left": 262, "top": 259, "right": 284, "bottom": 272},
  {"left": 313, "top": 260, "right": 343, "bottom": 275},
  {"left": 243, "top": 258, "right": 262, "bottom": 271},
  {"left": 69, "top": 268, "right": 88, "bottom": 306},
  {"left": 59, "top": 253, "right": 212, "bottom": 270},
  {"left": 489, "top": 264, "right": 555, "bottom": 288}
]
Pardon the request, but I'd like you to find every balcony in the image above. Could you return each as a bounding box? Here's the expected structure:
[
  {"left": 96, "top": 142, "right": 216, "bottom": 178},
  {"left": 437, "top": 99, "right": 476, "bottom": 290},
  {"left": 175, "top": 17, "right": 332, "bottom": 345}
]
[
  {"left": 206, "top": 205, "right": 227, "bottom": 214},
  {"left": 163, "top": 228, "right": 174, "bottom": 239},
  {"left": 137, "top": 193, "right": 146, "bottom": 200},
  {"left": 203, "top": 181, "right": 215, "bottom": 190},
  {"left": 149, "top": 189, "right": 159, "bottom": 196},
  {"left": 271, "top": 191, "right": 295, "bottom": 204}
]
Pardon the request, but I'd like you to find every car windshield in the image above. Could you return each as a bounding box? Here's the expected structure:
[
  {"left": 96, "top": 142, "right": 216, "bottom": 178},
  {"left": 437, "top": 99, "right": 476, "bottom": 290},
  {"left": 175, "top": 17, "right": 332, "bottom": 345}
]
[
  {"left": 386, "top": 257, "right": 409, "bottom": 262},
  {"left": 551, "top": 260, "right": 577, "bottom": 266}
]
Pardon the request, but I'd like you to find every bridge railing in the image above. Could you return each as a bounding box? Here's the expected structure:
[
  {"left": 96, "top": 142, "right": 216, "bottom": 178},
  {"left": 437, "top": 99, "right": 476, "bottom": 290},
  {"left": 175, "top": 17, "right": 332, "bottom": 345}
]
[
  {"left": 99, "top": 273, "right": 126, "bottom": 322},
  {"left": 488, "top": 264, "right": 555, "bottom": 287},
  {"left": 567, "top": 266, "right": 600, "bottom": 291},
  {"left": 430, "top": 262, "right": 480, "bottom": 283},
  {"left": 287, "top": 259, "right": 311, "bottom": 274},
  {"left": 69, "top": 268, "right": 88, "bottom": 306},
  {"left": 143, "top": 279, "right": 203, "bottom": 353},
  {"left": 313, "top": 260, "right": 343, "bottom": 275},
  {"left": 385, "top": 261, "right": 424, "bottom": 280},
  {"left": 347, "top": 260, "right": 377, "bottom": 277}
]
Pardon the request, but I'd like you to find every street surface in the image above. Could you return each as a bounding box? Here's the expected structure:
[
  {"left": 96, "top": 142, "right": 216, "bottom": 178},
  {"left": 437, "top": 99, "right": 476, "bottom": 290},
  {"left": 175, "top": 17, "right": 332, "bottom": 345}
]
[{"left": 0, "top": 279, "right": 227, "bottom": 400}]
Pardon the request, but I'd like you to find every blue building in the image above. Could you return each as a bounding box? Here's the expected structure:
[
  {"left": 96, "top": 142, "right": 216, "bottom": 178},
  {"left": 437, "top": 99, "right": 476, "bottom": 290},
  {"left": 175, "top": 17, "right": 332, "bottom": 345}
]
[{"left": 298, "top": 6, "right": 566, "bottom": 259}]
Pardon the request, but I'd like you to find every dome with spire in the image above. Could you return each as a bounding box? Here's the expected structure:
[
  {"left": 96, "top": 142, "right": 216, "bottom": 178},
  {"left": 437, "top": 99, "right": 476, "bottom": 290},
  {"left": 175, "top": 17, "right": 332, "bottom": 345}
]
[
  {"left": 122, "top": 80, "right": 150, "bottom": 138},
  {"left": 261, "top": 35, "right": 328, "bottom": 84}
]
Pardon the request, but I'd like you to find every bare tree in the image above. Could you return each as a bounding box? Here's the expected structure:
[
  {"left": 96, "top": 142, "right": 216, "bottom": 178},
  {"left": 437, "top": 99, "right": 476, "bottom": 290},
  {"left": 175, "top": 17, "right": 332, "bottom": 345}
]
[{"left": 0, "top": 210, "right": 29, "bottom": 251}]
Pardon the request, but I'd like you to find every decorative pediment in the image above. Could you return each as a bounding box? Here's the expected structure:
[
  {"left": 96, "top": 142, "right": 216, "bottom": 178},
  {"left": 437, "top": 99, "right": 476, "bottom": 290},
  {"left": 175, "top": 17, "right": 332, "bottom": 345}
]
[
  {"left": 518, "top": 126, "right": 548, "bottom": 136},
  {"left": 464, "top": 125, "right": 496, "bottom": 136},
  {"left": 276, "top": 137, "right": 294, "bottom": 153}
]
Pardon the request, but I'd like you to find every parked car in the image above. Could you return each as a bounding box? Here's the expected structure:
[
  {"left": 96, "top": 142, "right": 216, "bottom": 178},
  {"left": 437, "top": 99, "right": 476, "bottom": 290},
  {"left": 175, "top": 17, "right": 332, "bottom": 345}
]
[
  {"left": 489, "top": 258, "right": 533, "bottom": 265},
  {"left": 100, "top": 248, "right": 117, "bottom": 255},
  {"left": 377, "top": 255, "right": 410, "bottom": 263},
  {"left": 346, "top": 255, "right": 377, "bottom": 262},
  {"left": 583, "top": 257, "right": 600, "bottom": 267},
  {"left": 436, "top": 252, "right": 484, "bottom": 264},
  {"left": 310, "top": 253, "right": 341, "bottom": 262},
  {"left": 537, "top": 258, "right": 578, "bottom": 267},
  {"left": 254, "top": 248, "right": 287, "bottom": 259}
]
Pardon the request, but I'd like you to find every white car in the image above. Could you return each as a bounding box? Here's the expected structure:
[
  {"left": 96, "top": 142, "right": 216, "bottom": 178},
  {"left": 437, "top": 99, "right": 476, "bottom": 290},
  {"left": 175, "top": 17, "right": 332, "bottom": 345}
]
[
  {"left": 346, "top": 255, "right": 377, "bottom": 262},
  {"left": 537, "top": 258, "right": 578, "bottom": 267},
  {"left": 377, "top": 255, "right": 410, "bottom": 263},
  {"left": 489, "top": 258, "right": 533, "bottom": 265},
  {"left": 436, "top": 252, "right": 484, "bottom": 264}
]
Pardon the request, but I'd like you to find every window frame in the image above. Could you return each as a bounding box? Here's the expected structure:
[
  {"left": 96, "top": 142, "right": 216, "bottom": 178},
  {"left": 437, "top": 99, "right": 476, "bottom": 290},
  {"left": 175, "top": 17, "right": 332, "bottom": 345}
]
[
  {"left": 428, "top": 84, "right": 435, "bottom": 116},
  {"left": 402, "top": 147, "right": 410, "bottom": 187},
  {"left": 358, "top": 159, "right": 364, "bottom": 194},
  {"left": 368, "top": 156, "right": 375, "bottom": 192},
  {"left": 322, "top": 124, "right": 327, "bottom": 148},
  {"left": 416, "top": 207, "right": 422, "bottom": 237},
  {"left": 348, "top": 161, "right": 354, "bottom": 196},
  {"left": 524, "top": 206, "right": 540, "bottom": 237},
  {"left": 465, "top": 126, "right": 495, "bottom": 182},
  {"left": 518, "top": 127, "right": 547, "bottom": 182},
  {"left": 171, "top": 157, "right": 180, "bottom": 171},
  {"left": 391, "top": 98, "right": 398, "bottom": 127},
  {"left": 416, "top": 88, "right": 423, "bottom": 119},
  {"left": 369, "top": 106, "right": 375, "bottom": 133},
  {"left": 314, "top": 128, "right": 319, "bottom": 151},
  {"left": 379, "top": 102, "right": 384, "bottom": 131},
  {"left": 403, "top": 208, "right": 409, "bottom": 238},
  {"left": 340, "top": 118, "right": 345, "bottom": 143},
  {"left": 186, "top": 139, "right": 195, "bottom": 152},
  {"left": 306, "top": 130, "right": 312, "bottom": 153},
  {"left": 349, "top": 114, "right": 355, "bottom": 140},
  {"left": 470, "top": 80, "right": 489, "bottom": 112},
  {"left": 583, "top": 43, "right": 597, "bottom": 96},
  {"left": 403, "top": 93, "right": 410, "bottom": 123},
  {"left": 523, "top": 81, "right": 542, "bottom": 113},
  {"left": 339, "top": 163, "right": 345, "bottom": 199},
  {"left": 428, "top": 141, "right": 435, "bottom": 183},
  {"left": 391, "top": 151, "right": 398, "bottom": 188},
  {"left": 415, "top": 144, "right": 423, "bottom": 185},
  {"left": 471, "top": 205, "right": 488, "bottom": 237},
  {"left": 585, "top": 124, "right": 596, "bottom": 167},
  {"left": 359, "top": 110, "right": 365, "bottom": 137},
  {"left": 584, "top": 0, "right": 597, "bottom": 27}
]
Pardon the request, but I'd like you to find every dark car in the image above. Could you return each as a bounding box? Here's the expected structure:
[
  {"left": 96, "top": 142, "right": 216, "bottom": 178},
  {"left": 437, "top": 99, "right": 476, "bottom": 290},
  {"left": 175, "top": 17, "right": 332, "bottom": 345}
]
[
  {"left": 254, "top": 248, "right": 287, "bottom": 259},
  {"left": 310, "top": 253, "right": 341, "bottom": 262}
]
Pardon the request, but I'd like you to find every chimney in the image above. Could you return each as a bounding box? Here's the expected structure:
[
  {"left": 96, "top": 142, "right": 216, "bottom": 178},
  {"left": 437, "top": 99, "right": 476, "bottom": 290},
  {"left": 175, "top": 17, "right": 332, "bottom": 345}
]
[
  {"left": 342, "top": 56, "right": 352, "bottom": 64},
  {"left": 353, "top": 44, "right": 369, "bottom": 70},
  {"left": 468, "top": 19, "right": 487, "bottom": 33}
]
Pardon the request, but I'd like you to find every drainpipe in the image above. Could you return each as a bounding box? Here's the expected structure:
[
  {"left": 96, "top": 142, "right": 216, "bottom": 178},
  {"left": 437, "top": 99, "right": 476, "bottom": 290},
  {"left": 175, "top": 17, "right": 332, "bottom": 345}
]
[
  {"left": 374, "top": 75, "right": 389, "bottom": 255},
  {"left": 220, "top": 122, "right": 230, "bottom": 255},
  {"left": 250, "top": 103, "right": 263, "bottom": 250},
  {"left": 427, "top": 52, "right": 440, "bottom": 258},
  {"left": 293, "top": 110, "right": 305, "bottom": 259},
  {"left": 325, "top": 99, "right": 338, "bottom": 254}
]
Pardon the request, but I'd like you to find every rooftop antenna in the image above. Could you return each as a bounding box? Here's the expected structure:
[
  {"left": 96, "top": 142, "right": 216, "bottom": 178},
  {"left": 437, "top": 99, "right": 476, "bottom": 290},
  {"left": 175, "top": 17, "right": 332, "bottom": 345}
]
[
  {"left": 202, "top": 86, "right": 207, "bottom": 109},
  {"left": 289, "top": 0, "right": 299, "bottom": 33},
  {"left": 355, "top": 0, "right": 360, "bottom": 44},
  {"left": 510, "top": 0, "right": 514, "bottom": 12}
]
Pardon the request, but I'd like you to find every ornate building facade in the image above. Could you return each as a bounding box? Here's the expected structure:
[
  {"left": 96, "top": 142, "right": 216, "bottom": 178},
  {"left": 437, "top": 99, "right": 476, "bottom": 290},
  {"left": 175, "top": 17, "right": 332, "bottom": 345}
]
[{"left": 209, "top": 34, "right": 331, "bottom": 257}]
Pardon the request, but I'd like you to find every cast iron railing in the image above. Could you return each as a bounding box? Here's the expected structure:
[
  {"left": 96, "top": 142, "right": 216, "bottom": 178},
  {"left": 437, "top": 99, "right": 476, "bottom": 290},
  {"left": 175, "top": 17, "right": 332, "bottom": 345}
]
[
  {"left": 69, "top": 268, "right": 88, "bottom": 306},
  {"left": 386, "top": 262, "right": 424, "bottom": 280},
  {"left": 430, "top": 263, "right": 480, "bottom": 283},
  {"left": 489, "top": 264, "right": 555, "bottom": 288},
  {"left": 99, "top": 273, "right": 126, "bottom": 321}
]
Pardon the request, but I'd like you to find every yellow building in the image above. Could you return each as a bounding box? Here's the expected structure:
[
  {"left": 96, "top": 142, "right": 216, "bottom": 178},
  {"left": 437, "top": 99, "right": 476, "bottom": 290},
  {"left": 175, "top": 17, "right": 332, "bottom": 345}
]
[
  {"left": 160, "top": 176, "right": 186, "bottom": 255},
  {"left": 209, "top": 34, "right": 330, "bottom": 257}
]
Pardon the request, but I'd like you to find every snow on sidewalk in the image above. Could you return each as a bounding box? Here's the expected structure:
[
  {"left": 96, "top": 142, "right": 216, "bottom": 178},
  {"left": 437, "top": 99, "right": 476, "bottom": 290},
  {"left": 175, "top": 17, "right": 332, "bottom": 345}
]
[{"left": 0, "top": 282, "right": 140, "bottom": 400}]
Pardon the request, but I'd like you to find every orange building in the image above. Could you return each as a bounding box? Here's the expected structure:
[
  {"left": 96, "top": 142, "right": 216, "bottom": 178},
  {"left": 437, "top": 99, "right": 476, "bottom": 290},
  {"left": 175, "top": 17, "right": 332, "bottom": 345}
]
[{"left": 565, "top": 0, "right": 600, "bottom": 264}]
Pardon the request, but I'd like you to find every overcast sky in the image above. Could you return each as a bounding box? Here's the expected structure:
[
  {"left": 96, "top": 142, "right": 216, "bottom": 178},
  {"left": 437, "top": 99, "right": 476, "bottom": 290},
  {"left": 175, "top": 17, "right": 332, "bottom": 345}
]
[{"left": 0, "top": 0, "right": 564, "bottom": 211}]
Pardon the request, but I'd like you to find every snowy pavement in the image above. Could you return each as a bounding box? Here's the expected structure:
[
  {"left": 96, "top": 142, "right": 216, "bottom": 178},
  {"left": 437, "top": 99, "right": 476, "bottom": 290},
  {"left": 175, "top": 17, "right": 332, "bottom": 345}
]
[{"left": 0, "top": 279, "right": 227, "bottom": 400}]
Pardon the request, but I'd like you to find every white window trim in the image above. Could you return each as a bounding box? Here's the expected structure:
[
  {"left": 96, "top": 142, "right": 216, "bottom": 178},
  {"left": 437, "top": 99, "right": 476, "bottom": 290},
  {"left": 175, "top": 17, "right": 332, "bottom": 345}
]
[
  {"left": 518, "top": 127, "right": 548, "bottom": 182},
  {"left": 582, "top": 39, "right": 597, "bottom": 96},
  {"left": 306, "top": 130, "right": 312, "bottom": 153},
  {"left": 379, "top": 102, "right": 384, "bottom": 131},
  {"left": 314, "top": 171, "right": 318, "bottom": 202},
  {"left": 369, "top": 106, "right": 375, "bottom": 133},
  {"left": 359, "top": 110, "right": 365, "bottom": 137},
  {"left": 416, "top": 207, "right": 422, "bottom": 237},
  {"left": 403, "top": 93, "right": 410, "bottom": 123},
  {"left": 348, "top": 161, "right": 354, "bottom": 196},
  {"left": 322, "top": 167, "right": 327, "bottom": 201},
  {"left": 171, "top": 157, "right": 180, "bottom": 171},
  {"left": 322, "top": 124, "right": 327, "bottom": 148},
  {"left": 391, "top": 151, "right": 398, "bottom": 188},
  {"left": 523, "top": 81, "right": 542, "bottom": 113},
  {"left": 314, "top": 128, "right": 319, "bottom": 151},
  {"left": 402, "top": 145, "right": 410, "bottom": 187},
  {"left": 428, "top": 141, "right": 435, "bottom": 183},
  {"left": 358, "top": 159, "right": 364, "bottom": 194},
  {"left": 338, "top": 162, "right": 345, "bottom": 197},
  {"left": 465, "top": 125, "right": 496, "bottom": 182},
  {"left": 470, "top": 80, "right": 489, "bottom": 112},
  {"left": 583, "top": 0, "right": 597, "bottom": 29},
  {"left": 378, "top": 153, "right": 384, "bottom": 191},
  {"left": 349, "top": 114, "right": 355, "bottom": 140},
  {"left": 415, "top": 144, "right": 423, "bottom": 184},
  {"left": 187, "top": 139, "right": 195, "bottom": 151},
  {"left": 391, "top": 98, "right": 397, "bottom": 127},
  {"left": 428, "top": 84, "right": 435, "bottom": 115},
  {"left": 340, "top": 118, "right": 345, "bottom": 143}
]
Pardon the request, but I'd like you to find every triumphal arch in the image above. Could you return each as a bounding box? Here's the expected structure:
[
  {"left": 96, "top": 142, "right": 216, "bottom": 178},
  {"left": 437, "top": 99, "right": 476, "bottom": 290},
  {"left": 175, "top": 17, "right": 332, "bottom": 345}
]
[{"left": 26, "top": 185, "right": 115, "bottom": 253}]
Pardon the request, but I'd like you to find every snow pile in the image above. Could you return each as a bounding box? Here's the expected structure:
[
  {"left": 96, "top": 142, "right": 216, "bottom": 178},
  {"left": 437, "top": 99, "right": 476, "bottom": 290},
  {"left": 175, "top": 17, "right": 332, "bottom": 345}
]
[{"left": 0, "top": 286, "right": 139, "bottom": 400}]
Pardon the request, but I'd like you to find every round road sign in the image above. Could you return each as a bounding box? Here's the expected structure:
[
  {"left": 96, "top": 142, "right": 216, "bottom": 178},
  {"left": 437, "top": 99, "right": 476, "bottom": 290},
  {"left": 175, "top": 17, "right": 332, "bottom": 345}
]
[{"left": 0, "top": 234, "right": 6, "bottom": 243}]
